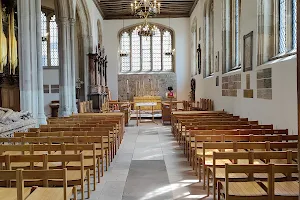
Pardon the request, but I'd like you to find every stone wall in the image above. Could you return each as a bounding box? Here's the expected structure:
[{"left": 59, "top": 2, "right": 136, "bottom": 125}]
[
  {"left": 257, "top": 68, "right": 272, "bottom": 100},
  {"left": 118, "top": 73, "right": 177, "bottom": 101},
  {"left": 222, "top": 74, "right": 241, "bottom": 97}
]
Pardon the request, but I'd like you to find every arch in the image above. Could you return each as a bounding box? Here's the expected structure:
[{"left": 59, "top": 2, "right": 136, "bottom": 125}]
[
  {"left": 97, "top": 20, "right": 103, "bottom": 45},
  {"left": 118, "top": 22, "right": 175, "bottom": 41},
  {"left": 118, "top": 22, "right": 175, "bottom": 72},
  {"left": 75, "top": 0, "right": 93, "bottom": 101}
]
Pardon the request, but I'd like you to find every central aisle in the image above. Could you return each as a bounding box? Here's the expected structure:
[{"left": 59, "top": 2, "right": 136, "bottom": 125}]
[{"left": 91, "top": 122, "right": 210, "bottom": 200}]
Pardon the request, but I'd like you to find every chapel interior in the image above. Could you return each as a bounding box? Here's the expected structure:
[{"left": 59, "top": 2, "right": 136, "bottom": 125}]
[{"left": 0, "top": 0, "right": 298, "bottom": 199}]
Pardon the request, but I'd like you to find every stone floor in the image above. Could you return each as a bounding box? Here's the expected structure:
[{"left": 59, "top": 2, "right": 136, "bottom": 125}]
[{"left": 90, "top": 120, "right": 211, "bottom": 200}]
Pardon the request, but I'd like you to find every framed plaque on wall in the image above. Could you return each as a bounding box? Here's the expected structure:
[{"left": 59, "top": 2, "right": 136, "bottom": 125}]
[{"left": 243, "top": 31, "right": 254, "bottom": 72}]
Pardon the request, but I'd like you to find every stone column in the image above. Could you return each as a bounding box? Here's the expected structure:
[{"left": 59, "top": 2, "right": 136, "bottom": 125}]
[
  {"left": 35, "top": 0, "right": 47, "bottom": 124},
  {"left": 57, "top": 17, "right": 70, "bottom": 117},
  {"left": 69, "top": 18, "right": 78, "bottom": 114},
  {"left": 17, "top": 0, "right": 32, "bottom": 113},
  {"left": 17, "top": 0, "right": 39, "bottom": 119}
]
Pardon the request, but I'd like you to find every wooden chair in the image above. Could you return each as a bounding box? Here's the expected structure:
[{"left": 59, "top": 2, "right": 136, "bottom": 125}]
[
  {"left": 218, "top": 164, "right": 272, "bottom": 200},
  {"left": 20, "top": 168, "right": 77, "bottom": 200}
]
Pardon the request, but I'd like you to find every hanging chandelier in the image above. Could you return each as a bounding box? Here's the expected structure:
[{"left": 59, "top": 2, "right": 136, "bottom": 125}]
[
  {"left": 131, "top": 0, "right": 161, "bottom": 18},
  {"left": 136, "top": 21, "right": 157, "bottom": 37}
]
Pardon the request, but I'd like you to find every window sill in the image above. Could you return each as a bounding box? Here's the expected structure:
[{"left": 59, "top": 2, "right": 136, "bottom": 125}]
[
  {"left": 119, "top": 70, "right": 174, "bottom": 75},
  {"left": 204, "top": 74, "right": 214, "bottom": 79},
  {"left": 269, "top": 50, "right": 296, "bottom": 62},
  {"left": 223, "top": 67, "right": 242, "bottom": 75},
  {"left": 258, "top": 51, "right": 296, "bottom": 68},
  {"left": 43, "top": 66, "right": 59, "bottom": 69}
]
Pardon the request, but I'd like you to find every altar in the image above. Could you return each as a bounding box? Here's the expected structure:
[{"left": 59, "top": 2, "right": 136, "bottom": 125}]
[
  {"left": 131, "top": 96, "right": 162, "bottom": 119},
  {"left": 135, "top": 102, "right": 157, "bottom": 126}
]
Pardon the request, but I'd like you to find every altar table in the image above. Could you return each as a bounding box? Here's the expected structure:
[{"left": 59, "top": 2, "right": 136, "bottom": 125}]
[{"left": 135, "top": 102, "right": 157, "bottom": 126}]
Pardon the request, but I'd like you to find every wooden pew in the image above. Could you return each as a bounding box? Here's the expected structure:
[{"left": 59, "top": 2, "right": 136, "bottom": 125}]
[
  {"left": 217, "top": 164, "right": 298, "bottom": 200},
  {"left": 188, "top": 132, "right": 294, "bottom": 167},
  {"left": 15, "top": 131, "right": 115, "bottom": 166},
  {"left": 0, "top": 169, "right": 77, "bottom": 200},
  {"left": 198, "top": 142, "right": 298, "bottom": 189},
  {"left": 0, "top": 143, "right": 97, "bottom": 197},
  {"left": 5, "top": 135, "right": 107, "bottom": 177},
  {"left": 210, "top": 151, "right": 298, "bottom": 199},
  {"left": 5, "top": 153, "right": 89, "bottom": 199}
]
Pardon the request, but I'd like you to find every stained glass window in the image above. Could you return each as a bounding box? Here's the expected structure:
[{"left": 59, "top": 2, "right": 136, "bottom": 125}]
[
  {"left": 131, "top": 29, "right": 141, "bottom": 72},
  {"left": 279, "top": 0, "right": 286, "bottom": 54},
  {"left": 152, "top": 29, "right": 161, "bottom": 71},
  {"left": 163, "top": 31, "right": 172, "bottom": 71},
  {"left": 41, "top": 12, "right": 47, "bottom": 67},
  {"left": 292, "top": 0, "right": 297, "bottom": 50},
  {"left": 120, "top": 32, "right": 130, "bottom": 72},
  {"left": 50, "top": 15, "right": 59, "bottom": 66},
  {"left": 142, "top": 36, "right": 151, "bottom": 71},
  {"left": 119, "top": 24, "right": 174, "bottom": 73}
]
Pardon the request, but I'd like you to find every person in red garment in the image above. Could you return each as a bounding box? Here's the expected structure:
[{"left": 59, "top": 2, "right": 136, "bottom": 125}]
[{"left": 167, "top": 87, "right": 174, "bottom": 98}]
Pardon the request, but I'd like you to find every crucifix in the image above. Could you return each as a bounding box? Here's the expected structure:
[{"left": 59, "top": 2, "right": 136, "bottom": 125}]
[
  {"left": 197, "top": 44, "right": 201, "bottom": 74},
  {"left": 104, "top": 55, "right": 108, "bottom": 86}
]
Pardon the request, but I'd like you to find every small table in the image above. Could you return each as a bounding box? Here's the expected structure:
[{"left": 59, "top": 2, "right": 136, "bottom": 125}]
[{"left": 135, "top": 102, "right": 157, "bottom": 126}]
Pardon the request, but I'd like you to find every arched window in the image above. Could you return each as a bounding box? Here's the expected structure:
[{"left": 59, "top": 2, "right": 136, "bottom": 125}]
[
  {"left": 119, "top": 24, "right": 174, "bottom": 73},
  {"left": 204, "top": 0, "right": 214, "bottom": 77},
  {"left": 257, "top": 0, "right": 297, "bottom": 65},
  {"left": 222, "top": 0, "right": 240, "bottom": 73},
  {"left": 41, "top": 10, "right": 59, "bottom": 67}
]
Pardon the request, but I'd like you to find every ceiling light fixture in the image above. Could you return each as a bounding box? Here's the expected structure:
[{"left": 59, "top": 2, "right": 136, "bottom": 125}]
[{"left": 131, "top": 0, "right": 161, "bottom": 18}]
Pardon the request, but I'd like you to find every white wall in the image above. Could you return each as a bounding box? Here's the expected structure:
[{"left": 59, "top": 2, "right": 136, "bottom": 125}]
[
  {"left": 43, "top": 69, "right": 59, "bottom": 117},
  {"left": 103, "top": 18, "right": 191, "bottom": 101},
  {"left": 85, "top": 0, "right": 104, "bottom": 49},
  {"left": 190, "top": 0, "right": 298, "bottom": 134}
]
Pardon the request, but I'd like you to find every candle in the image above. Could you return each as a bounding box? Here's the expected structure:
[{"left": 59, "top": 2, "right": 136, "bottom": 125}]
[
  {"left": 126, "top": 80, "right": 129, "bottom": 93},
  {"left": 136, "top": 82, "right": 137, "bottom": 96},
  {"left": 139, "top": 81, "right": 141, "bottom": 96}
]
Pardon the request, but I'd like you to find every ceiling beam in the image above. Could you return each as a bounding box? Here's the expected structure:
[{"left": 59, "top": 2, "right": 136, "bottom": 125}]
[{"left": 95, "top": 0, "right": 198, "bottom": 20}]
